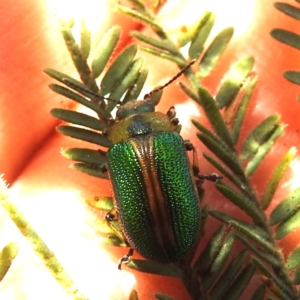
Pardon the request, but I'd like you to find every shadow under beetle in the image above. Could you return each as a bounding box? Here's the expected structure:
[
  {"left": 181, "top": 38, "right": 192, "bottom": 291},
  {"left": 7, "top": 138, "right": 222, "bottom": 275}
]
[{"left": 63, "top": 60, "right": 221, "bottom": 269}]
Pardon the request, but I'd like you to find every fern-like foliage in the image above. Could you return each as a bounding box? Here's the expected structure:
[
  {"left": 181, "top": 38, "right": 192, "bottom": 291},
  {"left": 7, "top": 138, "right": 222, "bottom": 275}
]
[
  {"left": 46, "top": 1, "right": 300, "bottom": 299},
  {"left": 0, "top": 177, "right": 88, "bottom": 299},
  {"left": 271, "top": 1, "right": 300, "bottom": 99},
  {"left": 0, "top": 242, "right": 18, "bottom": 282},
  {"left": 0, "top": 177, "right": 18, "bottom": 283}
]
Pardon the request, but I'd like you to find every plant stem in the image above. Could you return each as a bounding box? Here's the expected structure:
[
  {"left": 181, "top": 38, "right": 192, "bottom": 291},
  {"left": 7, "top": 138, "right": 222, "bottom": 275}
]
[{"left": 0, "top": 199, "right": 89, "bottom": 300}]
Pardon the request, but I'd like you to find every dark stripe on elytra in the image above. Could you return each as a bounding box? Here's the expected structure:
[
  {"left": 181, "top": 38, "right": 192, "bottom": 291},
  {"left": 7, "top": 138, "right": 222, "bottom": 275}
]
[
  {"left": 145, "top": 135, "right": 177, "bottom": 259},
  {"left": 130, "top": 135, "right": 176, "bottom": 261}
]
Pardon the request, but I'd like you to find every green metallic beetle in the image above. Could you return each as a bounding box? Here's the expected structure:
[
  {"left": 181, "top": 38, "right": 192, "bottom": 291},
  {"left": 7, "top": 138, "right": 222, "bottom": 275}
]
[{"left": 63, "top": 61, "right": 221, "bottom": 268}]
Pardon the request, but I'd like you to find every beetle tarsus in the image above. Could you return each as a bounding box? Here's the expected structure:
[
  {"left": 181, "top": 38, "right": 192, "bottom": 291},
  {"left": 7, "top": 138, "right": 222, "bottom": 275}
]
[
  {"left": 198, "top": 173, "right": 223, "bottom": 182},
  {"left": 171, "top": 118, "right": 179, "bottom": 126},
  {"left": 183, "top": 142, "right": 222, "bottom": 182},
  {"left": 184, "top": 142, "right": 193, "bottom": 151},
  {"left": 105, "top": 212, "right": 115, "bottom": 222},
  {"left": 118, "top": 248, "right": 134, "bottom": 270},
  {"left": 100, "top": 164, "right": 108, "bottom": 174},
  {"left": 166, "top": 106, "right": 176, "bottom": 119}
]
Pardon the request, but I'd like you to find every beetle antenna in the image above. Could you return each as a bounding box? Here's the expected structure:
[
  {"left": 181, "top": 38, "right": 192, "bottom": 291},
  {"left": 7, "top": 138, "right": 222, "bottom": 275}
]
[
  {"left": 62, "top": 78, "right": 122, "bottom": 104},
  {"left": 143, "top": 59, "right": 196, "bottom": 100}
]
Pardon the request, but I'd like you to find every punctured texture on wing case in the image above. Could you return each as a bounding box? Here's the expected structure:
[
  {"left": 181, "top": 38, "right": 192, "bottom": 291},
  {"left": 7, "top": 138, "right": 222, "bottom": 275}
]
[{"left": 107, "top": 131, "right": 201, "bottom": 263}]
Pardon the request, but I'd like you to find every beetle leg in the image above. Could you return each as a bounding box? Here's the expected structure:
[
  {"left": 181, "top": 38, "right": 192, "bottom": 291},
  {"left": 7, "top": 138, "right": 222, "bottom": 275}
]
[
  {"left": 118, "top": 248, "right": 134, "bottom": 270},
  {"left": 184, "top": 142, "right": 200, "bottom": 176},
  {"left": 105, "top": 208, "right": 125, "bottom": 242},
  {"left": 166, "top": 106, "right": 176, "bottom": 119},
  {"left": 106, "top": 208, "right": 135, "bottom": 269},
  {"left": 184, "top": 142, "right": 223, "bottom": 182},
  {"left": 100, "top": 163, "right": 108, "bottom": 174},
  {"left": 166, "top": 106, "right": 180, "bottom": 126},
  {"left": 198, "top": 173, "right": 223, "bottom": 182}
]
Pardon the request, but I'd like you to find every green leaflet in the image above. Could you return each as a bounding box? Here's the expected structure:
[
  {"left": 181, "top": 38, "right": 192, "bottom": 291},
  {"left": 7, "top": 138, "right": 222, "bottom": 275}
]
[
  {"left": 62, "top": 148, "right": 107, "bottom": 165},
  {"left": 202, "top": 152, "right": 251, "bottom": 196},
  {"left": 270, "top": 28, "right": 300, "bottom": 50},
  {"left": 245, "top": 124, "right": 284, "bottom": 177},
  {"left": 239, "top": 114, "right": 281, "bottom": 161},
  {"left": 100, "top": 45, "right": 138, "bottom": 95},
  {"left": 45, "top": 68, "right": 82, "bottom": 86},
  {"left": 216, "top": 56, "right": 254, "bottom": 109},
  {"left": 209, "top": 249, "right": 248, "bottom": 300},
  {"left": 48, "top": 84, "right": 109, "bottom": 118},
  {"left": 123, "top": 67, "right": 148, "bottom": 103},
  {"left": 197, "top": 87, "right": 235, "bottom": 149},
  {"left": 269, "top": 187, "right": 300, "bottom": 225},
  {"left": 293, "top": 267, "right": 300, "bottom": 284},
  {"left": 274, "top": 207, "right": 300, "bottom": 239},
  {"left": 127, "top": 259, "right": 184, "bottom": 278},
  {"left": 193, "top": 119, "right": 248, "bottom": 182},
  {"left": 231, "top": 76, "right": 257, "bottom": 145},
  {"left": 274, "top": 2, "right": 300, "bottom": 20},
  {"left": 139, "top": 46, "right": 185, "bottom": 64},
  {"left": 202, "top": 233, "right": 235, "bottom": 291},
  {"left": 249, "top": 285, "right": 266, "bottom": 300},
  {"left": 0, "top": 242, "right": 18, "bottom": 281},
  {"left": 193, "top": 119, "right": 223, "bottom": 144},
  {"left": 51, "top": 108, "right": 106, "bottom": 131},
  {"left": 213, "top": 183, "right": 264, "bottom": 224},
  {"left": 271, "top": 2, "right": 300, "bottom": 95},
  {"left": 126, "top": 0, "right": 145, "bottom": 10},
  {"left": 197, "top": 132, "right": 245, "bottom": 179},
  {"left": 57, "top": 125, "right": 112, "bottom": 147},
  {"left": 117, "top": 5, "right": 164, "bottom": 34},
  {"left": 261, "top": 147, "right": 296, "bottom": 210},
  {"left": 59, "top": 19, "right": 96, "bottom": 90},
  {"left": 179, "top": 82, "right": 199, "bottom": 101},
  {"left": 176, "top": 13, "right": 214, "bottom": 48},
  {"left": 287, "top": 245, "right": 300, "bottom": 270},
  {"left": 155, "top": 294, "right": 176, "bottom": 300},
  {"left": 219, "top": 263, "right": 256, "bottom": 300},
  {"left": 284, "top": 70, "right": 300, "bottom": 85},
  {"left": 209, "top": 210, "right": 275, "bottom": 252},
  {"left": 132, "top": 31, "right": 178, "bottom": 54},
  {"left": 72, "top": 163, "right": 109, "bottom": 179},
  {"left": 80, "top": 19, "right": 91, "bottom": 61},
  {"left": 252, "top": 257, "right": 295, "bottom": 300},
  {"left": 235, "top": 234, "right": 280, "bottom": 267},
  {"left": 193, "top": 119, "right": 233, "bottom": 157},
  {"left": 107, "top": 58, "right": 143, "bottom": 111},
  {"left": 193, "top": 225, "right": 227, "bottom": 273},
  {"left": 188, "top": 11, "right": 216, "bottom": 60},
  {"left": 176, "top": 22, "right": 199, "bottom": 48},
  {"left": 59, "top": 77, "right": 99, "bottom": 99},
  {"left": 198, "top": 27, "right": 234, "bottom": 78},
  {"left": 91, "top": 26, "right": 121, "bottom": 79},
  {"left": 86, "top": 195, "right": 113, "bottom": 211}
]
